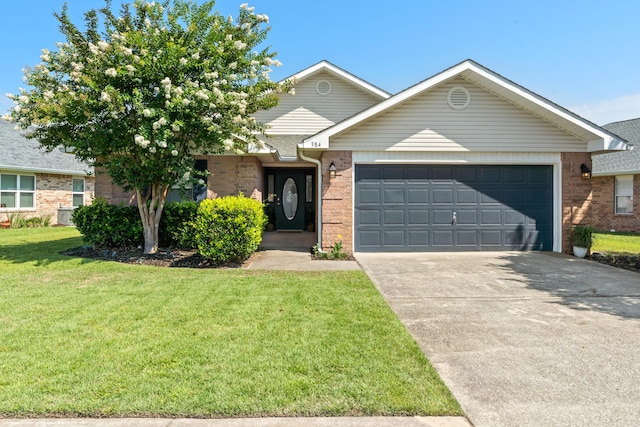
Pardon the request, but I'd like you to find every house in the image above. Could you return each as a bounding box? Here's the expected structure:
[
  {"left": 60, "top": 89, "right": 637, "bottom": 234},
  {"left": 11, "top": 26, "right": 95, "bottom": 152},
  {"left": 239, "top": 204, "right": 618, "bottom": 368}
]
[
  {"left": 96, "top": 59, "right": 627, "bottom": 253},
  {"left": 0, "top": 120, "right": 94, "bottom": 225},
  {"left": 591, "top": 118, "right": 640, "bottom": 232}
]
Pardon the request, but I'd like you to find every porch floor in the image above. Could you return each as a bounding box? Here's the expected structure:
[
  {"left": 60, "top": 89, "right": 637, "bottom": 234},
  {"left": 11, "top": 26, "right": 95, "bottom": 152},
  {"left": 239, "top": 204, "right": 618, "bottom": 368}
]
[{"left": 259, "top": 231, "right": 317, "bottom": 251}]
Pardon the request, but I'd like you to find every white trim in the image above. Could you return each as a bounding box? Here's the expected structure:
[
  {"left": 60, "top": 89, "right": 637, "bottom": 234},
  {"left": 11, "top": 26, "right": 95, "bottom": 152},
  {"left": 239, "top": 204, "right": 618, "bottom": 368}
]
[
  {"left": 352, "top": 151, "right": 560, "bottom": 164},
  {"left": 0, "top": 165, "right": 91, "bottom": 176},
  {"left": 351, "top": 151, "right": 563, "bottom": 253}
]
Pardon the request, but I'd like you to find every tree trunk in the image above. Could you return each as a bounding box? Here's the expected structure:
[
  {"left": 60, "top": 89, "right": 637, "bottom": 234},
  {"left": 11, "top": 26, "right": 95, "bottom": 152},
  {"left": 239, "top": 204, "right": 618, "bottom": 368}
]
[{"left": 136, "top": 183, "right": 169, "bottom": 254}]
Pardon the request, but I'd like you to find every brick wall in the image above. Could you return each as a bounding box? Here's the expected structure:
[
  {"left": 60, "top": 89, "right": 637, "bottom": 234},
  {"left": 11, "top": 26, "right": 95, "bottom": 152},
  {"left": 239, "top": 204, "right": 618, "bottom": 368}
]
[
  {"left": 561, "top": 153, "right": 594, "bottom": 252},
  {"left": 94, "top": 168, "right": 136, "bottom": 205},
  {"left": 0, "top": 173, "right": 94, "bottom": 224},
  {"left": 95, "top": 156, "right": 265, "bottom": 205},
  {"left": 207, "top": 156, "right": 264, "bottom": 201},
  {"left": 321, "top": 151, "right": 353, "bottom": 253},
  {"left": 591, "top": 174, "right": 640, "bottom": 233}
]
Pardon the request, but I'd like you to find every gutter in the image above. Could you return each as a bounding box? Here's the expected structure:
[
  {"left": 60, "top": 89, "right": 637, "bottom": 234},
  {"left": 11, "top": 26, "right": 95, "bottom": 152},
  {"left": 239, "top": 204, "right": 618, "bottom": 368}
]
[{"left": 297, "top": 148, "right": 323, "bottom": 253}]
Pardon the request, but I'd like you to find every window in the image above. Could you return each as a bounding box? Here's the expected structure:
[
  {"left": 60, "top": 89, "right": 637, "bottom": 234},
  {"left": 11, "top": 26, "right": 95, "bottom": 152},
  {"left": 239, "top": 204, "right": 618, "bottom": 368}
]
[
  {"left": 166, "top": 159, "right": 208, "bottom": 203},
  {"left": 0, "top": 174, "right": 35, "bottom": 209},
  {"left": 615, "top": 175, "right": 634, "bottom": 214},
  {"left": 72, "top": 178, "right": 85, "bottom": 207}
]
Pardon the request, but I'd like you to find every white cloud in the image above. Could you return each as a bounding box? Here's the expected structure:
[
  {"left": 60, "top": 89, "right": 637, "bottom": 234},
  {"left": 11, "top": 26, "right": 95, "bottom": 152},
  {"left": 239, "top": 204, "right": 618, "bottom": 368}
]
[{"left": 570, "top": 93, "right": 640, "bottom": 126}]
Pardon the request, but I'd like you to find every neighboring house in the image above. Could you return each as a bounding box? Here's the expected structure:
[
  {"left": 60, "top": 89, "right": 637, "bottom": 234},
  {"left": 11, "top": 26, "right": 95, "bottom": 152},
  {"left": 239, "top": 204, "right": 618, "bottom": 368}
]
[
  {"left": 0, "top": 120, "right": 94, "bottom": 225},
  {"left": 97, "top": 59, "right": 627, "bottom": 253},
  {"left": 591, "top": 118, "right": 640, "bottom": 232}
]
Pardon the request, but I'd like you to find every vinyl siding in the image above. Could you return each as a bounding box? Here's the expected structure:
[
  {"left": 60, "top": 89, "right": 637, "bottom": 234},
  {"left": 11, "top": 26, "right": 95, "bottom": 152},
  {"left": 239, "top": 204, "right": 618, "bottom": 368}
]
[
  {"left": 331, "top": 77, "right": 587, "bottom": 152},
  {"left": 253, "top": 70, "right": 382, "bottom": 135}
]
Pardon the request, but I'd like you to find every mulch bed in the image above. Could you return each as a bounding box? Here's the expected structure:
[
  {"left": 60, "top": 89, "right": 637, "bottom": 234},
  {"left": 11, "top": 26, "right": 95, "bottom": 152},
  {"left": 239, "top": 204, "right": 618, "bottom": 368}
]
[
  {"left": 60, "top": 246, "right": 255, "bottom": 269},
  {"left": 590, "top": 252, "right": 640, "bottom": 273}
]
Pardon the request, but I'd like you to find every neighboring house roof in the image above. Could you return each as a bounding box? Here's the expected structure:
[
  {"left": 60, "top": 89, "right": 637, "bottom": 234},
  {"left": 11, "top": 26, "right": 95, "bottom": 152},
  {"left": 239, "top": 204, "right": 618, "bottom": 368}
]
[
  {"left": 301, "top": 59, "right": 627, "bottom": 153},
  {"left": 592, "top": 118, "right": 640, "bottom": 176},
  {"left": 0, "top": 120, "right": 93, "bottom": 175}
]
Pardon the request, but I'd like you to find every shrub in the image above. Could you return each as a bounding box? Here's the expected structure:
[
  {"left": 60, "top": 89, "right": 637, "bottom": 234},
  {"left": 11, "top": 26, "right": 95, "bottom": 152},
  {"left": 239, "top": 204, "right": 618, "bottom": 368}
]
[
  {"left": 571, "top": 225, "right": 598, "bottom": 248},
  {"left": 159, "top": 201, "right": 199, "bottom": 248},
  {"left": 72, "top": 198, "right": 143, "bottom": 248},
  {"left": 193, "top": 195, "right": 266, "bottom": 263}
]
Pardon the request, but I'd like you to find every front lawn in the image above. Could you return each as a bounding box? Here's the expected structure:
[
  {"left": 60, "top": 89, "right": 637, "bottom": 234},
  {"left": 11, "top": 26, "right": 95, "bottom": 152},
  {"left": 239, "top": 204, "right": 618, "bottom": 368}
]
[{"left": 0, "top": 227, "right": 461, "bottom": 417}]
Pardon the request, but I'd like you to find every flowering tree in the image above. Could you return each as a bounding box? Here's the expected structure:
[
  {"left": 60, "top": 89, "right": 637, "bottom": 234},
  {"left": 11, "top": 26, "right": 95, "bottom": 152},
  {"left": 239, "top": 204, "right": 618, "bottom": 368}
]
[{"left": 6, "top": 0, "right": 289, "bottom": 253}]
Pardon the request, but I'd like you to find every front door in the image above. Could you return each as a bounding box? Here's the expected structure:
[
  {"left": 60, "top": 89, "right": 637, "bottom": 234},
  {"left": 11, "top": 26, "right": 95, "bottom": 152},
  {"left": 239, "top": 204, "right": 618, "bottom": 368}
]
[
  {"left": 275, "top": 170, "right": 305, "bottom": 230},
  {"left": 265, "top": 168, "right": 315, "bottom": 231}
]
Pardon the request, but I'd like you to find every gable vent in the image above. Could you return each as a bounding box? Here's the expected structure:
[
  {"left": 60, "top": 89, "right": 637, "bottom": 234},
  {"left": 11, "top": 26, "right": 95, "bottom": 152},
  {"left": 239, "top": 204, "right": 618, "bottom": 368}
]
[
  {"left": 447, "top": 86, "right": 470, "bottom": 110},
  {"left": 316, "top": 79, "right": 332, "bottom": 96}
]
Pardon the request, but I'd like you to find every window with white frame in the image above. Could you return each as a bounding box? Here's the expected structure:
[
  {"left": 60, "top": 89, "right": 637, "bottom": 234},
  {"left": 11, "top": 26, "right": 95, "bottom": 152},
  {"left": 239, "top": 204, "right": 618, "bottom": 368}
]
[
  {"left": 615, "top": 175, "right": 634, "bottom": 214},
  {"left": 0, "top": 174, "right": 35, "bottom": 209},
  {"left": 72, "top": 178, "right": 85, "bottom": 207}
]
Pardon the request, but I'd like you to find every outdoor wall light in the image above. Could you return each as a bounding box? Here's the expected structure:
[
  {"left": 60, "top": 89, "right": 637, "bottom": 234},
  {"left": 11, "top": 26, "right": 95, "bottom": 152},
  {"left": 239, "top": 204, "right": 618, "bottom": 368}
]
[
  {"left": 329, "top": 161, "right": 337, "bottom": 179},
  {"left": 580, "top": 163, "right": 592, "bottom": 180}
]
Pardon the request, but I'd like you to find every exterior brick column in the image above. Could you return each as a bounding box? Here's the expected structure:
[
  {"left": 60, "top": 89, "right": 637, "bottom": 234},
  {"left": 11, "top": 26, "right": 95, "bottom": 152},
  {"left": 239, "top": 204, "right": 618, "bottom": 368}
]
[
  {"left": 321, "top": 151, "right": 353, "bottom": 254},
  {"left": 561, "top": 152, "right": 593, "bottom": 252}
]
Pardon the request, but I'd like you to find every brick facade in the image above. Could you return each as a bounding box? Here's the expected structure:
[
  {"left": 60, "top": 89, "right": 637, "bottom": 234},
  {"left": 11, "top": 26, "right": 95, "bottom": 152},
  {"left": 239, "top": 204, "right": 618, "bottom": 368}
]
[
  {"left": 561, "top": 152, "right": 594, "bottom": 252},
  {"left": 591, "top": 174, "right": 640, "bottom": 233},
  {"left": 207, "top": 156, "right": 264, "bottom": 200},
  {"left": 320, "top": 151, "right": 353, "bottom": 253},
  {"left": 96, "top": 155, "right": 265, "bottom": 206},
  {"left": 0, "top": 173, "right": 94, "bottom": 224}
]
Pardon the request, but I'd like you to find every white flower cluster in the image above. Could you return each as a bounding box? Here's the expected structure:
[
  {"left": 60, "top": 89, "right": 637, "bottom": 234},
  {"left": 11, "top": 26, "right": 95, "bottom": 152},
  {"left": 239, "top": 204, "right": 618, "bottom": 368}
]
[{"left": 134, "top": 134, "right": 151, "bottom": 148}]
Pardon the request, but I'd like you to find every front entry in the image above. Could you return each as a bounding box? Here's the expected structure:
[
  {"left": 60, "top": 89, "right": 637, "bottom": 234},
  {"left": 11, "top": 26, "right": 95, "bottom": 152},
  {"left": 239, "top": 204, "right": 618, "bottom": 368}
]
[{"left": 265, "top": 168, "right": 315, "bottom": 231}]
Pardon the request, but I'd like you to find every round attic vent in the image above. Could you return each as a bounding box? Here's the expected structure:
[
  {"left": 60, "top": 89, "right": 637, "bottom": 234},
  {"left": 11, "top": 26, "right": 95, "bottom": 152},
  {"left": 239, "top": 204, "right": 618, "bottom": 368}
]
[
  {"left": 447, "top": 86, "right": 470, "bottom": 110},
  {"left": 316, "top": 79, "right": 332, "bottom": 96}
]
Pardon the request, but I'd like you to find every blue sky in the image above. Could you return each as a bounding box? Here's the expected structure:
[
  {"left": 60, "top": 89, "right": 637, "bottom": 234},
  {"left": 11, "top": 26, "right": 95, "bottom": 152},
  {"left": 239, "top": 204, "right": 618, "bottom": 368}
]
[{"left": 1, "top": 0, "right": 639, "bottom": 125}]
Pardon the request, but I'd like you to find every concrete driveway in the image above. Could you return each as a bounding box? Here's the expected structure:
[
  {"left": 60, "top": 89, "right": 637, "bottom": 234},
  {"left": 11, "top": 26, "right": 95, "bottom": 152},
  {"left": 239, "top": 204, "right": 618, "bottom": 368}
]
[{"left": 355, "top": 251, "right": 640, "bottom": 427}]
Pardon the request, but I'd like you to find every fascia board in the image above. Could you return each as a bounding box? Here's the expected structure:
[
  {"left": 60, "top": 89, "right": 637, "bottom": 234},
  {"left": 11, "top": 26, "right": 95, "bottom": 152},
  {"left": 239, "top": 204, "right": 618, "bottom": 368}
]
[{"left": 0, "top": 164, "right": 91, "bottom": 176}]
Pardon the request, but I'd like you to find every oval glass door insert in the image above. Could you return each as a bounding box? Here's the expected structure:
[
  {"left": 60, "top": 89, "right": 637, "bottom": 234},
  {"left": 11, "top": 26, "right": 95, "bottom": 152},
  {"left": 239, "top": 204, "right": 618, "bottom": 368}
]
[{"left": 282, "top": 177, "right": 298, "bottom": 220}]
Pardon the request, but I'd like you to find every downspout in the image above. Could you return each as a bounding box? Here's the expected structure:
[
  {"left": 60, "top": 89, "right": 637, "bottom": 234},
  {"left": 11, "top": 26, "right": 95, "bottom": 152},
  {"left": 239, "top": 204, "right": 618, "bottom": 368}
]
[{"left": 298, "top": 148, "right": 324, "bottom": 252}]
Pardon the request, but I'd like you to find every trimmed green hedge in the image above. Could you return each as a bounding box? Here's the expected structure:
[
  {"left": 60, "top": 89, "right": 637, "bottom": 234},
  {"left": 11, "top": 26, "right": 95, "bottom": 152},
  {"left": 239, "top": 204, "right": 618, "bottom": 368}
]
[
  {"left": 72, "top": 196, "right": 265, "bottom": 264},
  {"left": 193, "top": 195, "right": 266, "bottom": 263},
  {"left": 72, "top": 198, "right": 143, "bottom": 248}
]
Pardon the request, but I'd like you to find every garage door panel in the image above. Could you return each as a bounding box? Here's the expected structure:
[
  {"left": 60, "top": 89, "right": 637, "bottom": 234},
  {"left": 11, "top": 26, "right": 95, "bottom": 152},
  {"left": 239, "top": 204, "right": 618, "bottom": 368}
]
[
  {"left": 432, "top": 230, "right": 454, "bottom": 246},
  {"left": 408, "top": 231, "right": 429, "bottom": 246},
  {"left": 480, "top": 230, "right": 502, "bottom": 246},
  {"left": 358, "top": 188, "right": 381, "bottom": 204},
  {"left": 355, "top": 165, "right": 553, "bottom": 252},
  {"left": 383, "top": 167, "right": 405, "bottom": 182},
  {"left": 358, "top": 230, "right": 381, "bottom": 247},
  {"left": 456, "top": 230, "right": 478, "bottom": 246},
  {"left": 480, "top": 210, "right": 502, "bottom": 225},
  {"left": 408, "top": 209, "right": 429, "bottom": 225},
  {"left": 383, "top": 210, "right": 405, "bottom": 225},
  {"left": 358, "top": 210, "right": 381, "bottom": 226},
  {"left": 457, "top": 210, "right": 478, "bottom": 225},
  {"left": 383, "top": 230, "right": 405, "bottom": 246},
  {"left": 432, "top": 189, "right": 454, "bottom": 204},
  {"left": 456, "top": 188, "right": 478, "bottom": 204},
  {"left": 407, "top": 188, "right": 429, "bottom": 204},
  {"left": 433, "top": 209, "right": 454, "bottom": 225},
  {"left": 383, "top": 188, "right": 404, "bottom": 204}
]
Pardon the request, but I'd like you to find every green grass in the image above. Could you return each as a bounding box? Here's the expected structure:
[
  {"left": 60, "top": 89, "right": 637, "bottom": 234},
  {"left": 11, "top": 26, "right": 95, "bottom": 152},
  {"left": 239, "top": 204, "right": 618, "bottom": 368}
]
[
  {"left": 593, "top": 231, "right": 640, "bottom": 254},
  {"left": 0, "top": 227, "right": 461, "bottom": 417}
]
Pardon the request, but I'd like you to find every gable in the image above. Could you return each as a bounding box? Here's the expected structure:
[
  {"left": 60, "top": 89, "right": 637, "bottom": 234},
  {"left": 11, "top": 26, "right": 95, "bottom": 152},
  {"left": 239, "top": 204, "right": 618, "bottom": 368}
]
[
  {"left": 330, "top": 77, "right": 587, "bottom": 152},
  {"left": 253, "top": 70, "right": 384, "bottom": 136}
]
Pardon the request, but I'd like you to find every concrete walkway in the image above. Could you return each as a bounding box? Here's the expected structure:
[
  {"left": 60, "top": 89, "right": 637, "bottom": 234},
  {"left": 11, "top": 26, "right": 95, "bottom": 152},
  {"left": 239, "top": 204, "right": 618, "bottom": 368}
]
[{"left": 356, "top": 251, "right": 640, "bottom": 427}]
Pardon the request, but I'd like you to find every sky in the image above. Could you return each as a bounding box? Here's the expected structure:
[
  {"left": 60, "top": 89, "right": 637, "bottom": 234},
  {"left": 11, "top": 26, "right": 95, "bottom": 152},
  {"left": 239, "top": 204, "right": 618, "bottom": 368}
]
[{"left": 1, "top": 0, "right": 639, "bottom": 125}]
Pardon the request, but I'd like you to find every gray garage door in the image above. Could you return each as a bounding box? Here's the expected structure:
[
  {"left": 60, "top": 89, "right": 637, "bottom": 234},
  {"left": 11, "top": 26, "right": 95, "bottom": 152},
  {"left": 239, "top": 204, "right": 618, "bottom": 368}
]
[{"left": 355, "top": 165, "right": 553, "bottom": 252}]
